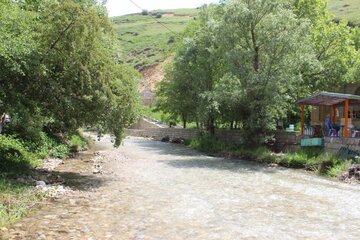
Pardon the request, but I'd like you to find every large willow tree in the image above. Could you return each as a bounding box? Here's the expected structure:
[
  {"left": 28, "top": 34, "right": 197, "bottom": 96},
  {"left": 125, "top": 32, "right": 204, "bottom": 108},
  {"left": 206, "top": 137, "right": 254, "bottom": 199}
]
[{"left": 0, "top": 0, "right": 139, "bottom": 146}]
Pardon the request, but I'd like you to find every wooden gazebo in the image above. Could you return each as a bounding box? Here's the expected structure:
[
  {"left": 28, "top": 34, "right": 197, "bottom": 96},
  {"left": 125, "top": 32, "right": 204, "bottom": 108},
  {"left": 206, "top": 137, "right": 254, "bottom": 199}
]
[{"left": 296, "top": 92, "right": 360, "bottom": 137}]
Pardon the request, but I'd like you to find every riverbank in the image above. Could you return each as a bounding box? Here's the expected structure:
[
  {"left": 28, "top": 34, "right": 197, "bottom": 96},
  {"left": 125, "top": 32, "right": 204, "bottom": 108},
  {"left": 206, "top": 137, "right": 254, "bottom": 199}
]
[
  {"left": 0, "top": 132, "right": 90, "bottom": 228},
  {"left": 184, "top": 134, "right": 360, "bottom": 183}
]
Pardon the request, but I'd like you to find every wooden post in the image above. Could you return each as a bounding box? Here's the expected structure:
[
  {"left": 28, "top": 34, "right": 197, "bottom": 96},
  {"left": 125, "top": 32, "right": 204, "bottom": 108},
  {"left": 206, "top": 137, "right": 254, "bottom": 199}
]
[
  {"left": 301, "top": 104, "right": 305, "bottom": 136},
  {"left": 332, "top": 105, "right": 336, "bottom": 124},
  {"left": 345, "top": 98, "right": 349, "bottom": 138}
]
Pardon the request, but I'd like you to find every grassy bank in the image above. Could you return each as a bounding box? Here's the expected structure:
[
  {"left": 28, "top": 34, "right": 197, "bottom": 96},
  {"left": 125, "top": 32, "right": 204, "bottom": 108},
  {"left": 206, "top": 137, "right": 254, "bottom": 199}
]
[
  {"left": 186, "top": 133, "right": 353, "bottom": 177},
  {"left": 0, "top": 130, "right": 89, "bottom": 227},
  {"left": 0, "top": 179, "right": 44, "bottom": 227}
]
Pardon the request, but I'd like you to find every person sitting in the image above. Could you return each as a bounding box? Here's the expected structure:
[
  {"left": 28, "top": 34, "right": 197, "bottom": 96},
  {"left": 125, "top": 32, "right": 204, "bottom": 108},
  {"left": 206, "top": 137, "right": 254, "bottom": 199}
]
[{"left": 325, "top": 114, "right": 338, "bottom": 137}]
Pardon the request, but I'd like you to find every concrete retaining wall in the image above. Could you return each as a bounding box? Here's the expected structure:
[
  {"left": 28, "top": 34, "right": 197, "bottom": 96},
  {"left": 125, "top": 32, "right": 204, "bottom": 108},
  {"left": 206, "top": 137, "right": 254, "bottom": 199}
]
[
  {"left": 325, "top": 137, "right": 360, "bottom": 153},
  {"left": 125, "top": 128, "right": 244, "bottom": 144},
  {"left": 274, "top": 131, "right": 302, "bottom": 152},
  {"left": 127, "top": 126, "right": 360, "bottom": 155}
]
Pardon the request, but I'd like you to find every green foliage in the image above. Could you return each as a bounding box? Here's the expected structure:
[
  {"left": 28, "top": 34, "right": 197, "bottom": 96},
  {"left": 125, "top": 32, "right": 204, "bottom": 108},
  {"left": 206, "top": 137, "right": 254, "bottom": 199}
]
[
  {"left": 188, "top": 133, "right": 228, "bottom": 153},
  {"left": 326, "top": 160, "right": 351, "bottom": 177},
  {"left": 232, "top": 146, "right": 274, "bottom": 163},
  {"left": 0, "top": 136, "right": 38, "bottom": 176},
  {"left": 0, "top": 178, "right": 44, "bottom": 227},
  {"left": 157, "top": 0, "right": 360, "bottom": 146},
  {"left": 187, "top": 134, "right": 351, "bottom": 178},
  {"left": 0, "top": 0, "right": 139, "bottom": 147},
  {"left": 50, "top": 144, "right": 69, "bottom": 159},
  {"left": 69, "top": 133, "right": 88, "bottom": 152}
]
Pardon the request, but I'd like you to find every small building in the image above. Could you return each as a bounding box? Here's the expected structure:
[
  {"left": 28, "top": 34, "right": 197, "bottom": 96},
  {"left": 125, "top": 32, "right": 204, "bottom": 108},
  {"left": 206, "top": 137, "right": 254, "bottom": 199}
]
[
  {"left": 309, "top": 84, "right": 360, "bottom": 128},
  {"left": 296, "top": 90, "right": 360, "bottom": 154}
]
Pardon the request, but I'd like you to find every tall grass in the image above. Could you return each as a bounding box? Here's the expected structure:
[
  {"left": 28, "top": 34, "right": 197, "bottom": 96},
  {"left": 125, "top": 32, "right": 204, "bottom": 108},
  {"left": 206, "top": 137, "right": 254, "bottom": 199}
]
[{"left": 0, "top": 179, "right": 44, "bottom": 227}]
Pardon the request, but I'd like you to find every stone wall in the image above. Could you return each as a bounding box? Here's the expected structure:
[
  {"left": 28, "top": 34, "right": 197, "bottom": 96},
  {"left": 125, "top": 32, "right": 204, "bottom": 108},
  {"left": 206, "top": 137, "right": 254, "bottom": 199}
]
[
  {"left": 126, "top": 128, "right": 305, "bottom": 152},
  {"left": 324, "top": 137, "right": 360, "bottom": 153},
  {"left": 274, "top": 131, "right": 302, "bottom": 152},
  {"left": 125, "top": 128, "right": 244, "bottom": 144}
]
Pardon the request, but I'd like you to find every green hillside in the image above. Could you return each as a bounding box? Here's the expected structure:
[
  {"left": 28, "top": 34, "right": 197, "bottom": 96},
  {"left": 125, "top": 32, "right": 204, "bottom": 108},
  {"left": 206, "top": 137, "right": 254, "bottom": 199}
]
[
  {"left": 111, "top": 9, "right": 198, "bottom": 70},
  {"left": 327, "top": 0, "right": 360, "bottom": 24},
  {"left": 111, "top": 2, "right": 360, "bottom": 71}
]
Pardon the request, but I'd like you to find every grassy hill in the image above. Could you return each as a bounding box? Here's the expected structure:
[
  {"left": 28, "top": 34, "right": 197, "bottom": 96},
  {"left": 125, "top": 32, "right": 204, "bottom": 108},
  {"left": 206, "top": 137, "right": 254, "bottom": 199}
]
[
  {"left": 111, "top": 9, "right": 198, "bottom": 70},
  {"left": 111, "top": 2, "right": 360, "bottom": 71},
  {"left": 327, "top": 0, "right": 360, "bottom": 24}
]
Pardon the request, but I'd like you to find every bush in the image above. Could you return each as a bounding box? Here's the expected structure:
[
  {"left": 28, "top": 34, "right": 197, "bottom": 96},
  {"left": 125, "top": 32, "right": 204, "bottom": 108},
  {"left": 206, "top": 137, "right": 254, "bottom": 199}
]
[
  {"left": 189, "top": 133, "right": 227, "bottom": 153},
  {"left": 69, "top": 133, "right": 88, "bottom": 152},
  {"left": 323, "top": 159, "right": 351, "bottom": 177},
  {"left": 155, "top": 13, "right": 162, "bottom": 18},
  {"left": 50, "top": 144, "right": 69, "bottom": 159},
  {"left": 0, "top": 136, "right": 38, "bottom": 175},
  {"left": 21, "top": 131, "right": 70, "bottom": 159}
]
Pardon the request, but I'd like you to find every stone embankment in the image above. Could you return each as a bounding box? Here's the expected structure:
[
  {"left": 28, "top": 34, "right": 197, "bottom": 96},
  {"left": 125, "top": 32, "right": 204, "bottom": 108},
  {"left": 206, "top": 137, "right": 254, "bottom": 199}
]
[{"left": 339, "top": 164, "right": 360, "bottom": 183}]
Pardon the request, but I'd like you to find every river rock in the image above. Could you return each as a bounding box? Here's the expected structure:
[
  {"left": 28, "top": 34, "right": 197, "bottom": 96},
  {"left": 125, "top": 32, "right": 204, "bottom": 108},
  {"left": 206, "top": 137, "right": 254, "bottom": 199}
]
[
  {"left": 170, "top": 137, "right": 184, "bottom": 144},
  {"left": 36, "top": 181, "right": 46, "bottom": 187},
  {"left": 339, "top": 164, "right": 360, "bottom": 182}
]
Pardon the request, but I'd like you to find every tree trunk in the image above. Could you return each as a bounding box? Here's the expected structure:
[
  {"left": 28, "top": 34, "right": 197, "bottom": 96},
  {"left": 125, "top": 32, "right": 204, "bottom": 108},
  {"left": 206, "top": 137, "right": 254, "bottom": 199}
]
[
  {"left": 207, "top": 116, "right": 215, "bottom": 135},
  {"left": 251, "top": 28, "right": 260, "bottom": 72},
  {"left": 182, "top": 114, "right": 187, "bottom": 129},
  {"left": 0, "top": 113, "right": 4, "bottom": 134}
]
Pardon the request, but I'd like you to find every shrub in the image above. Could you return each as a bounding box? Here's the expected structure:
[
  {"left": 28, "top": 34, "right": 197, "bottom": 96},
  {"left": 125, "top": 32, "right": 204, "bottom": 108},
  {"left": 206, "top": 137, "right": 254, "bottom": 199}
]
[
  {"left": 21, "top": 131, "right": 71, "bottom": 159},
  {"left": 69, "top": 133, "right": 88, "bottom": 152},
  {"left": 189, "top": 133, "right": 227, "bottom": 153},
  {"left": 50, "top": 144, "right": 69, "bottom": 159},
  {"left": 326, "top": 160, "right": 351, "bottom": 177},
  {"left": 155, "top": 13, "right": 162, "bottom": 18},
  {"left": 0, "top": 135, "right": 38, "bottom": 175}
]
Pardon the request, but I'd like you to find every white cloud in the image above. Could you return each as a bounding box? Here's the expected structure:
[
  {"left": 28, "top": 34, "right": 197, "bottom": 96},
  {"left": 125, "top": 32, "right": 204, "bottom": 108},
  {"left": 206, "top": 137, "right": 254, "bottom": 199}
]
[{"left": 106, "top": 0, "right": 219, "bottom": 17}]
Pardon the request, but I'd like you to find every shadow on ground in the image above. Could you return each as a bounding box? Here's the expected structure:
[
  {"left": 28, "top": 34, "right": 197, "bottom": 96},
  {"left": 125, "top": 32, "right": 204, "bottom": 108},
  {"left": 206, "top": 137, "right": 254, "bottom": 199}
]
[{"left": 28, "top": 168, "right": 107, "bottom": 191}]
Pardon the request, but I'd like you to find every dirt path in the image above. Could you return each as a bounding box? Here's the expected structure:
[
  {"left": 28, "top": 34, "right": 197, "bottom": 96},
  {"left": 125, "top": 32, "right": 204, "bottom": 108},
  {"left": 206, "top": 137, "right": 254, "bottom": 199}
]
[{"left": 2, "top": 136, "right": 360, "bottom": 239}]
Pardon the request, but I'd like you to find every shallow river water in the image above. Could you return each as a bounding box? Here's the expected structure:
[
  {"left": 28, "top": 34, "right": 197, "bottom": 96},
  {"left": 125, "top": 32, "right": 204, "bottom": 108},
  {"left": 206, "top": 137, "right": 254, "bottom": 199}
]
[{"left": 2, "top": 137, "right": 360, "bottom": 239}]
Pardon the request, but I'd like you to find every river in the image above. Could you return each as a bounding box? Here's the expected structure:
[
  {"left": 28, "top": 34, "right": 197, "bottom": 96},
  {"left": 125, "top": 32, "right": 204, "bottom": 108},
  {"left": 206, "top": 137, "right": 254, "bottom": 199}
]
[{"left": 2, "top": 136, "right": 360, "bottom": 239}]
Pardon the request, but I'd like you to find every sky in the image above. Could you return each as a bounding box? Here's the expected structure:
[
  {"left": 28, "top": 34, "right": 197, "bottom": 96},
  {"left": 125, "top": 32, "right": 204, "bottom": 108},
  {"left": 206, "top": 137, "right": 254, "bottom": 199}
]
[{"left": 106, "top": 0, "right": 220, "bottom": 17}]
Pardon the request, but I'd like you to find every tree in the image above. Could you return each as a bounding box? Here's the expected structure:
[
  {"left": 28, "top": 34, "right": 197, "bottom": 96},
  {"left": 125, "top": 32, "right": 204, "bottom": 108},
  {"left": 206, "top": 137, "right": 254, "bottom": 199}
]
[
  {"left": 293, "top": 0, "right": 359, "bottom": 91},
  {"left": 0, "top": 0, "right": 139, "bottom": 146},
  {"left": 206, "top": 0, "right": 313, "bottom": 144}
]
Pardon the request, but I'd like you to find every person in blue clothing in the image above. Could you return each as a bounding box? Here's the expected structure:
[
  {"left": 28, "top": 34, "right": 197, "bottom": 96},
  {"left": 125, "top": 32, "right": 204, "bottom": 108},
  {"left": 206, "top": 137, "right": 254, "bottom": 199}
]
[{"left": 325, "top": 114, "right": 340, "bottom": 137}]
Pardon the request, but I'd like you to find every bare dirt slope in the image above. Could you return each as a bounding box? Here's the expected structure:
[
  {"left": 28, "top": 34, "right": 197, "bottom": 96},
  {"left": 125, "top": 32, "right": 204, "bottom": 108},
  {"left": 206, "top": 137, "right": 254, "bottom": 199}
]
[{"left": 139, "top": 56, "right": 172, "bottom": 93}]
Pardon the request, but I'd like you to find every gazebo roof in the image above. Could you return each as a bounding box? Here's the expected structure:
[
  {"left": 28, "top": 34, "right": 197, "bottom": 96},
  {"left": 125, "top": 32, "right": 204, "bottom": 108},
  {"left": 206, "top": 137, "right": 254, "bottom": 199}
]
[{"left": 296, "top": 92, "right": 360, "bottom": 106}]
